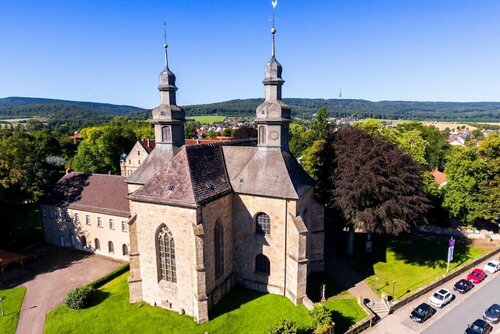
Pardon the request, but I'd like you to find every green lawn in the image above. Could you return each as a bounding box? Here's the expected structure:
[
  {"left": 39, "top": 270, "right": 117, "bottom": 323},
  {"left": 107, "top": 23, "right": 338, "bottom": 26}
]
[
  {"left": 0, "top": 287, "right": 27, "bottom": 334},
  {"left": 348, "top": 235, "right": 490, "bottom": 300},
  {"left": 46, "top": 272, "right": 366, "bottom": 334},
  {"left": 187, "top": 115, "right": 226, "bottom": 125}
]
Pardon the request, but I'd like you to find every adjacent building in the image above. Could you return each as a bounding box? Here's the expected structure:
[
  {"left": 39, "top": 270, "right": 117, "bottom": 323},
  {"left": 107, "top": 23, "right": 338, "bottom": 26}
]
[{"left": 41, "top": 173, "right": 130, "bottom": 261}]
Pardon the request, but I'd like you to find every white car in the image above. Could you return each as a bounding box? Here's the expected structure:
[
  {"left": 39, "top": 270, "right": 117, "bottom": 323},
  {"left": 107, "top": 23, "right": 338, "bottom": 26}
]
[
  {"left": 484, "top": 260, "right": 500, "bottom": 274},
  {"left": 428, "top": 288, "right": 453, "bottom": 308}
]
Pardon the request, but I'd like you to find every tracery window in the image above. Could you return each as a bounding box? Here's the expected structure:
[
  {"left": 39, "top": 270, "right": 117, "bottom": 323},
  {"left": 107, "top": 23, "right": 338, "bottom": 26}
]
[
  {"left": 157, "top": 225, "right": 176, "bottom": 283},
  {"left": 256, "top": 213, "right": 271, "bottom": 235},
  {"left": 214, "top": 223, "right": 224, "bottom": 278}
]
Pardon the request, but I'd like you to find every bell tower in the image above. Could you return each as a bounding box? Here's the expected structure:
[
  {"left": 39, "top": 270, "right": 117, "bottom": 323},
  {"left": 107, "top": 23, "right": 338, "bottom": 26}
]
[
  {"left": 151, "top": 28, "right": 185, "bottom": 151},
  {"left": 255, "top": 14, "right": 291, "bottom": 151}
]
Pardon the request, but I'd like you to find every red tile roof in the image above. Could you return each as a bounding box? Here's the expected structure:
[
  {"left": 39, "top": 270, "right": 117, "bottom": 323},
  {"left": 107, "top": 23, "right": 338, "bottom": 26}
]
[
  {"left": 139, "top": 139, "right": 156, "bottom": 154},
  {"left": 41, "top": 173, "right": 130, "bottom": 217},
  {"left": 431, "top": 169, "right": 447, "bottom": 185}
]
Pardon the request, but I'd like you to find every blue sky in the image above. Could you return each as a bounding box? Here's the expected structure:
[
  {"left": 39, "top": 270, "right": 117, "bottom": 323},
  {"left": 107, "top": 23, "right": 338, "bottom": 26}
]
[{"left": 1, "top": 1, "right": 499, "bottom": 108}]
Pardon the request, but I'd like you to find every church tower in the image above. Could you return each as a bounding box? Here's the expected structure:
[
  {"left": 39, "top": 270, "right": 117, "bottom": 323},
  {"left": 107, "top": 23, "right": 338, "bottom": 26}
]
[
  {"left": 151, "top": 37, "right": 185, "bottom": 152},
  {"left": 255, "top": 22, "right": 291, "bottom": 151}
]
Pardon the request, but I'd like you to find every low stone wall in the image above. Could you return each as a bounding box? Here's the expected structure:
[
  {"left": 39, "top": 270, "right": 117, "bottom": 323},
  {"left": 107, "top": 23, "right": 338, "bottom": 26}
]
[
  {"left": 389, "top": 246, "right": 500, "bottom": 313},
  {"left": 344, "top": 297, "right": 379, "bottom": 334}
]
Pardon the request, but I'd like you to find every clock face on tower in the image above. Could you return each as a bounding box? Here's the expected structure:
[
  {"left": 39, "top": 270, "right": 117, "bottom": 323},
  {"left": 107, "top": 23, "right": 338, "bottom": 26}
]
[{"left": 268, "top": 129, "right": 279, "bottom": 141}]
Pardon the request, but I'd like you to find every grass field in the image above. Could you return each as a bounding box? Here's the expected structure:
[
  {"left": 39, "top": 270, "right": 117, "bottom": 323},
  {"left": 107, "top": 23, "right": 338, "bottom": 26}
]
[
  {"left": 0, "top": 287, "right": 27, "bottom": 334},
  {"left": 348, "top": 235, "right": 490, "bottom": 300},
  {"left": 46, "top": 272, "right": 366, "bottom": 334},
  {"left": 187, "top": 115, "right": 226, "bottom": 124}
]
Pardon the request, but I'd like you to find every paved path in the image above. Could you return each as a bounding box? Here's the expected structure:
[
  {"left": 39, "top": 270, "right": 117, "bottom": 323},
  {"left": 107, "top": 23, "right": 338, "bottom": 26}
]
[
  {"left": 324, "top": 241, "right": 379, "bottom": 303},
  {"left": 366, "top": 253, "right": 500, "bottom": 334},
  {"left": 1, "top": 248, "right": 123, "bottom": 334}
]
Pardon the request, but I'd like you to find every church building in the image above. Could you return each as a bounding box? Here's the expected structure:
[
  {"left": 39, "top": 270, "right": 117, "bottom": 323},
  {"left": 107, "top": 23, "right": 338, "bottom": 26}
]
[
  {"left": 40, "top": 23, "right": 324, "bottom": 324},
  {"left": 125, "top": 26, "right": 324, "bottom": 323}
]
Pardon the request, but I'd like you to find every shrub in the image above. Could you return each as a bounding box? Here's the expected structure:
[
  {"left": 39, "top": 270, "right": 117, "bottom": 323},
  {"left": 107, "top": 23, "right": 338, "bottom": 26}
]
[
  {"left": 314, "top": 323, "right": 335, "bottom": 334},
  {"left": 268, "top": 319, "right": 299, "bottom": 334},
  {"left": 309, "top": 304, "right": 333, "bottom": 328},
  {"left": 64, "top": 286, "right": 96, "bottom": 310}
]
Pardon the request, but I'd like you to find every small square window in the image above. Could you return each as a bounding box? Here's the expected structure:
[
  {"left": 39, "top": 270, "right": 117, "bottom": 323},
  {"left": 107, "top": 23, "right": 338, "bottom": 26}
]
[
  {"left": 85, "top": 215, "right": 91, "bottom": 225},
  {"left": 138, "top": 160, "right": 141, "bottom": 165},
  {"left": 109, "top": 219, "right": 115, "bottom": 230},
  {"left": 74, "top": 213, "right": 80, "bottom": 223},
  {"left": 97, "top": 217, "right": 103, "bottom": 228},
  {"left": 121, "top": 221, "right": 128, "bottom": 232}
]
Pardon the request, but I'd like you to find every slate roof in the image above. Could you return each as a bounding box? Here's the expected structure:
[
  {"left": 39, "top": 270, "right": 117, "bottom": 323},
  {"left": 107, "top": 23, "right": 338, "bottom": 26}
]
[
  {"left": 222, "top": 146, "right": 315, "bottom": 199},
  {"left": 41, "top": 173, "right": 130, "bottom": 217},
  {"left": 125, "top": 145, "right": 181, "bottom": 185},
  {"left": 129, "top": 144, "right": 233, "bottom": 207}
]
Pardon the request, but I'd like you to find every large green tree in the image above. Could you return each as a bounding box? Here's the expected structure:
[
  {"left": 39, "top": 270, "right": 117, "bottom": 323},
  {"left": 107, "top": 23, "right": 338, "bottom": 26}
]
[
  {"left": 318, "top": 126, "right": 429, "bottom": 254},
  {"left": 0, "top": 130, "right": 63, "bottom": 247},
  {"left": 443, "top": 134, "right": 500, "bottom": 224},
  {"left": 71, "top": 125, "right": 137, "bottom": 174}
]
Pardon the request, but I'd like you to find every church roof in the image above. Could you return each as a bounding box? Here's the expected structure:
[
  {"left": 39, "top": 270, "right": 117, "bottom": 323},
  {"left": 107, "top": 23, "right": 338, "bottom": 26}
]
[
  {"left": 41, "top": 173, "right": 130, "bottom": 217},
  {"left": 125, "top": 145, "right": 181, "bottom": 185},
  {"left": 129, "top": 144, "right": 232, "bottom": 207},
  {"left": 222, "top": 146, "right": 315, "bottom": 199}
]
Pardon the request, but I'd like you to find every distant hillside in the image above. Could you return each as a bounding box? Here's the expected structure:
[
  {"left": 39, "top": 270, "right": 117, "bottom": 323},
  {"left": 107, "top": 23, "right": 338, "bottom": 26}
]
[
  {"left": 180, "top": 98, "right": 500, "bottom": 122},
  {"left": 2, "top": 97, "right": 499, "bottom": 126}
]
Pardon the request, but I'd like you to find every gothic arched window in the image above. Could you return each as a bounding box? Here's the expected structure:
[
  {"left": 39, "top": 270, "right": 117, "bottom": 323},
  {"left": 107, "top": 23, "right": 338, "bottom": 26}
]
[
  {"left": 255, "top": 254, "right": 270, "bottom": 275},
  {"left": 157, "top": 225, "right": 176, "bottom": 283},
  {"left": 256, "top": 212, "right": 271, "bottom": 235},
  {"left": 214, "top": 222, "right": 224, "bottom": 278}
]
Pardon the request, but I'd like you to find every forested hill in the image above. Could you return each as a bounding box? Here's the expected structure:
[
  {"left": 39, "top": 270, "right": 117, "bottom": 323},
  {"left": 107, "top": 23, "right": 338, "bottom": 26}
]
[
  {"left": 0, "top": 96, "right": 146, "bottom": 117},
  {"left": 181, "top": 98, "right": 500, "bottom": 122},
  {"left": 1, "top": 96, "right": 500, "bottom": 123}
]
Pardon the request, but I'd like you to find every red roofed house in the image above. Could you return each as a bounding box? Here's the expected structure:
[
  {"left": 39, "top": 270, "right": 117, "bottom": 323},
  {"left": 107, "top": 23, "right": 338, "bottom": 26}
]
[{"left": 431, "top": 169, "right": 447, "bottom": 186}]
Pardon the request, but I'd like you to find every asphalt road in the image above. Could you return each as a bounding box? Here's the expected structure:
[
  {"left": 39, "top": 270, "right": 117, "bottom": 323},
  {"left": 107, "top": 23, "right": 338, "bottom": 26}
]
[{"left": 422, "top": 273, "right": 500, "bottom": 334}]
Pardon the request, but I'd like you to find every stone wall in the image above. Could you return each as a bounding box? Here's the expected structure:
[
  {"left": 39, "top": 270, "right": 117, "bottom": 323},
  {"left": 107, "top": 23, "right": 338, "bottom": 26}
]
[
  {"left": 130, "top": 200, "right": 199, "bottom": 320},
  {"left": 40, "top": 204, "right": 130, "bottom": 261},
  {"left": 199, "top": 195, "right": 235, "bottom": 309},
  {"left": 295, "top": 188, "right": 325, "bottom": 272}
]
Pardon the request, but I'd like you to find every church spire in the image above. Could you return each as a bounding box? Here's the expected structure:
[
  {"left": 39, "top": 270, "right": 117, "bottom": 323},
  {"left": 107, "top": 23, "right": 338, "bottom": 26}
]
[
  {"left": 255, "top": 0, "right": 291, "bottom": 151},
  {"left": 152, "top": 24, "right": 185, "bottom": 149}
]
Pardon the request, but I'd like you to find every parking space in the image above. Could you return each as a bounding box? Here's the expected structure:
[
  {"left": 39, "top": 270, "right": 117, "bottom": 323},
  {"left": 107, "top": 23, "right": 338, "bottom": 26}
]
[{"left": 366, "top": 253, "right": 500, "bottom": 334}]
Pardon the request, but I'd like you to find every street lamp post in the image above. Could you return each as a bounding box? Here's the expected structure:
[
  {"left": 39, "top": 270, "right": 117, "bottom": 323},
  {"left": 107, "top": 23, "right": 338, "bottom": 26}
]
[
  {"left": 392, "top": 280, "right": 396, "bottom": 301},
  {"left": 376, "top": 276, "right": 379, "bottom": 291}
]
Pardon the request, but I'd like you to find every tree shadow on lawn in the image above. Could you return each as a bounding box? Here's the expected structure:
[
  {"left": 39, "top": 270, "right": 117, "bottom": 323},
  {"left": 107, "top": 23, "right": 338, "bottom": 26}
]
[
  {"left": 388, "top": 233, "right": 473, "bottom": 269},
  {"left": 208, "top": 286, "right": 266, "bottom": 320},
  {"left": 330, "top": 310, "right": 357, "bottom": 334}
]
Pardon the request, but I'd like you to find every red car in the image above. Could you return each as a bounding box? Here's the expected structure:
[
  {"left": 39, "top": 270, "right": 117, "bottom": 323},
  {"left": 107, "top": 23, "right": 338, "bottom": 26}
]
[{"left": 467, "top": 268, "right": 487, "bottom": 284}]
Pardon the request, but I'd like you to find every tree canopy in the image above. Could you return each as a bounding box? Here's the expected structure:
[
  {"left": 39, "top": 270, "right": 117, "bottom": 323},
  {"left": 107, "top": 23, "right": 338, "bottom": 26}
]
[{"left": 318, "top": 126, "right": 430, "bottom": 235}]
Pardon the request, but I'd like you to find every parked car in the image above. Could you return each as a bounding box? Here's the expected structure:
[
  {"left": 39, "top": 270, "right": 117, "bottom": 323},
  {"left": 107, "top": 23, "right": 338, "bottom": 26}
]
[
  {"left": 484, "top": 260, "right": 500, "bottom": 274},
  {"left": 467, "top": 269, "right": 487, "bottom": 284},
  {"left": 454, "top": 279, "right": 474, "bottom": 294},
  {"left": 465, "top": 319, "right": 493, "bottom": 334},
  {"left": 410, "top": 303, "right": 436, "bottom": 323},
  {"left": 428, "top": 288, "right": 453, "bottom": 308},
  {"left": 483, "top": 304, "right": 500, "bottom": 324}
]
